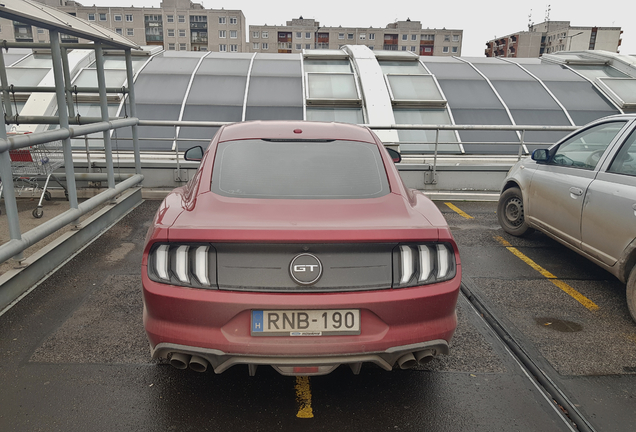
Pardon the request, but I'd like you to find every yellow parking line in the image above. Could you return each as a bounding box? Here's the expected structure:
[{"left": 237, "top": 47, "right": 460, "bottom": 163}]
[
  {"left": 295, "top": 376, "right": 314, "bottom": 418},
  {"left": 445, "top": 202, "right": 474, "bottom": 219},
  {"left": 495, "top": 236, "right": 599, "bottom": 312}
]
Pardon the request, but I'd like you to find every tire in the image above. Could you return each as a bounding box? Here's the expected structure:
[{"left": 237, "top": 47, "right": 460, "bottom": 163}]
[
  {"left": 32, "top": 208, "right": 43, "bottom": 219},
  {"left": 44, "top": 191, "right": 52, "bottom": 201},
  {"left": 497, "top": 187, "right": 534, "bottom": 236},
  {"left": 627, "top": 266, "right": 636, "bottom": 324}
]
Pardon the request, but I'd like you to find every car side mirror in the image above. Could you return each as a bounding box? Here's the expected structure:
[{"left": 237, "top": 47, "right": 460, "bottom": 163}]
[
  {"left": 386, "top": 148, "right": 402, "bottom": 163},
  {"left": 531, "top": 149, "right": 549, "bottom": 163},
  {"left": 184, "top": 146, "right": 204, "bottom": 162}
]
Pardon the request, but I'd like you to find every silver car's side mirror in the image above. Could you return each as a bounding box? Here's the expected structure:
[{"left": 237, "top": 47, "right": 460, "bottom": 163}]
[
  {"left": 531, "top": 149, "right": 549, "bottom": 163},
  {"left": 184, "top": 146, "right": 204, "bottom": 162}
]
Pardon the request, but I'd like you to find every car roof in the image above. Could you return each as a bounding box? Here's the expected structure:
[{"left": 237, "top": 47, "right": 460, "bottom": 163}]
[{"left": 217, "top": 121, "right": 377, "bottom": 143}]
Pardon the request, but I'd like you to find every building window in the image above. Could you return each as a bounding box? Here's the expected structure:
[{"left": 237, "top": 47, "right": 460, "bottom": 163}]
[
  {"left": 296, "top": 32, "right": 302, "bottom": 38},
  {"left": 253, "top": 31, "right": 259, "bottom": 38},
  {"left": 452, "top": 34, "right": 459, "bottom": 42},
  {"left": 401, "top": 34, "right": 407, "bottom": 41},
  {"left": 219, "top": 44, "right": 226, "bottom": 52},
  {"left": 230, "top": 44, "right": 237, "bottom": 52},
  {"left": 369, "top": 33, "right": 375, "bottom": 40},
  {"left": 167, "top": 29, "right": 174, "bottom": 37},
  {"left": 114, "top": 14, "right": 122, "bottom": 22},
  {"left": 125, "top": 14, "right": 133, "bottom": 22},
  {"left": 262, "top": 42, "right": 268, "bottom": 49},
  {"left": 253, "top": 42, "right": 259, "bottom": 49},
  {"left": 444, "top": 35, "right": 450, "bottom": 42},
  {"left": 306, "top": 44, "right": 311, "bottom": 49},
  {"left": 305, "top": 32, "right": 311, "bottom": 39},
  {"left": 88, "top": 13, "right": 95, "bottom": 21},
  {"left": 338, "top": 33, "right": 344, "bottom": 39},
  {"left": 230, "top": 17, "right": 237, "bottom": 24},
  {"left": 37, "top": 28, "right": 45, "bottom": 34},
  {"left": 167, "top": 15, "right": 174, "bottom": 23},
  {"left": 410, "top": 46, "right": 416, "bottom": 51},
  {"left": 230, "top": 30, "right": 237, "bottom": 38},
  {"left": 262, "top": 31, "right": 268, "bottom": 38},
  {"left": 452, "top": 46, "right": 458, "bottom": 53},
  {"left": 424, "top": 47, "right": 432, "bottom": 53},
  {"left": 127, "top": 28, "right": 134, "bottom": 36},
  {"left": 368, "top": 45, "right": 374, "bottom": 50},
  {"left": 115, "top": 28, "right": 123, "bottom": 35},
  {"left": 168, "top": 43, "right": 175, "bottom": 50},
  {"left": 348, "top": 33, "right": 353, "bottom": 40},
  {"left": 422, "top": 34, "right": 434, "bottom": 41},
  {"left": 219, "top": 30, "right": 226, "bottom": 38},
  {"left": 296, "top": 44, "right": 301, "bottom": 49},
  {"left": 411, "top": 34, "right": 417, "bottom": 41},
  {"left": 443, "top": 46, "right": 449, "bottom": 53},
  {"left": 360, "top": 34, "right": 366, "bottom": 40},
  {"left": 401, "top": 46, "right": 407, "bottom": 51},
  {"left": 178, "top": 15, "right": 185, "bottom": 23},
  {"left": 99, "top": 13, "right": 107, "bottom": 21},
  {"left": 179, "top": 43, "right": 186, "bottom": 50},
  {"left": 219, "top": 17, "right": 226, "bottom": 24},
  {"left": 179, "top": 29, "right": 186, "bottom": 37}
]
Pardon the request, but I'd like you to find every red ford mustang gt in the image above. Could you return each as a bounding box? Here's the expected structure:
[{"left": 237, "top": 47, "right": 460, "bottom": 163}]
[{"left": 142, "top": 121, "right": 461, "bottom": 376}]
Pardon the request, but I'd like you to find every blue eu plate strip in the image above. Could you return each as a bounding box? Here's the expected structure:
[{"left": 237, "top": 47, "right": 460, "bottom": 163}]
[{"left": 252, "top": 310, "right": 263, "bottom": 332}]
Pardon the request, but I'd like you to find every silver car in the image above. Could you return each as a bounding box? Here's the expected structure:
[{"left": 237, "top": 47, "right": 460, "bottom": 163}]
[{"left": 497, "top": 114, "right": 636, "bottom": 322}]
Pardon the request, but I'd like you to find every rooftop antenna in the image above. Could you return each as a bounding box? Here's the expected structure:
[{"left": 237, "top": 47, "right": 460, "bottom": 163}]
[
  {"left": 545, "top": 4, "right": 551, "bottom": 23},
  {"left": 528, "top": 9, "right": 534, "bottom": 29}
]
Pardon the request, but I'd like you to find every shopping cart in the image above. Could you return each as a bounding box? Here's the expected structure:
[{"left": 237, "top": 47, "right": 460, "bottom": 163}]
[{"left": 0, "top": 134, "right": 67, "bottom": 218}]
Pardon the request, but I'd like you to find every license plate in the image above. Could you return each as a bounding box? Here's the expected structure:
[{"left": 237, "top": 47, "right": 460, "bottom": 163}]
[{"left": 251, "top": 309, "right": 360, "bottom": 336}]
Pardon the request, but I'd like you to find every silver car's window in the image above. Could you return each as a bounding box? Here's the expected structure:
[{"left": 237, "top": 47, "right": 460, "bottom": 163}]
[
  {"left": 551, "top": 121, "right": 627, "bottom": 170},
  {"left": 211, "top": 139, "right": 390, "bottom": 199},
  {"left": 608, "top": 128, "right": 636, "bottom": 176}
]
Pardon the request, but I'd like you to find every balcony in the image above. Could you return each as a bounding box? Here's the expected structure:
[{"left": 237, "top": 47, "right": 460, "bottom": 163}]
[
  {"left": 191, "top": 36, "right": 208, "bottom": 44},
  {"left": 190, "top": 23, "right": 207, "bottom": 29}
]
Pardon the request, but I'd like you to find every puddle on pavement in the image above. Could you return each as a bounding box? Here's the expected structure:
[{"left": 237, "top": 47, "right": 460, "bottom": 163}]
[{"left": 535, "top": 317, "right": 583, "bottom": 333}]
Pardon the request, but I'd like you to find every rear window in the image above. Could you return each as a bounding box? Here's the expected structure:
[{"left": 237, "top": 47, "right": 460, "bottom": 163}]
[{"left": 211, "top": 139, "right": 390, "bottom": 199}]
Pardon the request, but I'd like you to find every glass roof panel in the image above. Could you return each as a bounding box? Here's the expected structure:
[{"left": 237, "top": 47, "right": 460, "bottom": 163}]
[
  {"left": 523, "top": 64, "right": 585, "bottom": 81},
  {"left": 13, "top": 54, "right": 52, "bottom": 68},
  {"left": 543, "top": 81, "right": 619, "bottom": 112},
  {"left": 569, "top": 65, "right": 628, "bottom": 79},
  {"left": 197, "top": 57, "right": 251, "bottom": 75},
  {"left": 247, "top": 76, "right": 303, "bottom": 106},
  {"left": 393, "top": 109, "right": 459, "bottom": 153},
  {"left": 436, "top": 79, "right": 503, "bottom": 109},
  {"left": 2, "top": 49, "right": 31, "bottom": 66},
  {"left": 303, "top": 60, "right": 352, "bottom": 73},
  {"left": 491, "top": 80, "right": 561, "bottom": 110},
  {"left": 379, "top": 61, "right": 427, "bottom": 74},
  {"left": 134, "top": 74, "right": 191, "bottom": 104},
  {"left": 306, "top": 107, "right": 363, "bottom": 124},
  {"left": 306, "top": 73, "right": 358, "bottom": 100},
  {"left": 245, "top": 106, "right": 303, "bottom": 121},
  {"left": 5, "top": 68, "right": 49, "bottom": 87},
  {"left": 597, "top": 78, "right": 636, "bottom": 107},
  {"left": 422, "top": 61, "right": 482, "bottom": 80},
  {"left": 179, "top": 105, "right": 243, "bottom": 140},
  {"left": 251, "top": 57, "right": 301, "bottom": 77},
  {"left": 141, "top": 56, "right": 200, "bottom": 74},
  {"left": 72, "top": 69, "right": 128, "bottom": 88},
  {"left": 186, "top": 75, "right": 247, "bottom": 105},
  {"left": 472, "top": 63, "right": 532, "bottom": 81},
  {"left": 386, "top": 74, "right": 443, "bottom": 102}
]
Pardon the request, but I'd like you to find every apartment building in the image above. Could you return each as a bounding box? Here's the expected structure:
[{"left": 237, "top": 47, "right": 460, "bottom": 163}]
[
  {"left": 249, "top": 18, "right": 463, "bottom": 56},
  {"left": 0, "top": 0, "right": 247, "bottom": 53},
  {"left": 485, "top": 21, "right": 622, "bottom": 58}
]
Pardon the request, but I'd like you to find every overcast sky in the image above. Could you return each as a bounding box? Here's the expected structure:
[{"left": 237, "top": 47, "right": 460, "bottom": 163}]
[{"left": 104, "top": 0, "right": 635, "bottom": 56}]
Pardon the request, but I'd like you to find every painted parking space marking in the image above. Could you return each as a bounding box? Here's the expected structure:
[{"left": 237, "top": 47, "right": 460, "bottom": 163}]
[
  {"left": 295, "top": 376, "right": 314, "bottom": 418},
  {"left": 495, "top": 236, "right": 599, "bottom": 312},
  {"left": 445, "top": 202, "right": 474, "bottom": 219}
]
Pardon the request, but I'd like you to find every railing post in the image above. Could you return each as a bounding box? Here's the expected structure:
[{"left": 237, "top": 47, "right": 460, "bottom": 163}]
[
  {"left": 61, "top": 46, "right": 75, "bottom": 119},
  {"left": 94, "top": 42, "right": 115, "bottom": 190},
  {"left": 432, "top": 129, "right": 439, "bottom": 184},
  {"left": 124, "top": 49, "right": 141, "bottom": 175},
  {"left": 50, "top": 30, "right": 80, "bottom": 215},
  {"left": 518, "top": 130, "right": 525, "bottom": 161},
  {"left": 0, "top": 134, "right": 24, "bottom": 263}
]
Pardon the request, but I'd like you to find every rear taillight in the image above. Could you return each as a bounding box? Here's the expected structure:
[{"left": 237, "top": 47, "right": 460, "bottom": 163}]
[
  {"left": 148, "top": 243, "right": 217, "bottom": 288},
  {"left": 394, "top": 243, "right": 456, "bottom": 288}
]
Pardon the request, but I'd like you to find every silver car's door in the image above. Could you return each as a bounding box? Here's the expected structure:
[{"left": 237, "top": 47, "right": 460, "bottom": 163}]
[
  {"left": 581, "top": 126, "right": 636, "bottom": 267},
  {"left": 527, "top": 121, "right": 629, "bottom": 248}
]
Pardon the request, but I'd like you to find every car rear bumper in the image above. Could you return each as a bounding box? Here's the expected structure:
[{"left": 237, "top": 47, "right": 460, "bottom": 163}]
[{"left": 142, "top": 269, "right": 460, "bottom": 375}]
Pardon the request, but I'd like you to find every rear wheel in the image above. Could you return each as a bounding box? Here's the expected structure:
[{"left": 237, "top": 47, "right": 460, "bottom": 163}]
[
  {"left": 627, "top": 266, "right": 636, "bottom": 323},
  {"left": 497, "top": 187, "right": 534, "bottom": 236}
]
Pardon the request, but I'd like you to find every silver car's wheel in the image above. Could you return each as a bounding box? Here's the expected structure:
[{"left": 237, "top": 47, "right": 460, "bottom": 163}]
[
  {"left": 627, "top": 266, "right": 636, "bottom": 323},
  {"left": 497, "top": 187, "right": 534, "bottom": 236}
]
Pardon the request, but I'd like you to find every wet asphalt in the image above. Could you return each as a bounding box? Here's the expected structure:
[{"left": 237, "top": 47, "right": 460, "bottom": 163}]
[{"left": 0, "top": 199, "right": 634, "bottom": 431}]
